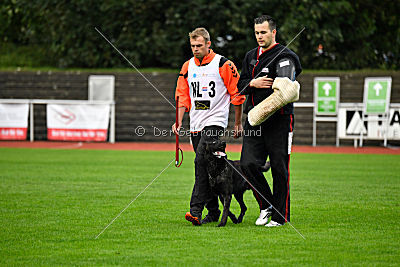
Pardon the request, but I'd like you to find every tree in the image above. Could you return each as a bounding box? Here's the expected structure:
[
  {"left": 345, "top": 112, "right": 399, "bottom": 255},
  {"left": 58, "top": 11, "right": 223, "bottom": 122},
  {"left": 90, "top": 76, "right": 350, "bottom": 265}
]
[{"left": 0, "top": 0, "right": 398, "bottom": 69}]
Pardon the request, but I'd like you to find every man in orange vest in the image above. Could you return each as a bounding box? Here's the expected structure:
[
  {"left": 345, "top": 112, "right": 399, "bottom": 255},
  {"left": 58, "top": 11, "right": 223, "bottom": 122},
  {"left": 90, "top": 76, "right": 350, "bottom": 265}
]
[{"left": 172, "top": 27, "right": 245, "bottom": 225}]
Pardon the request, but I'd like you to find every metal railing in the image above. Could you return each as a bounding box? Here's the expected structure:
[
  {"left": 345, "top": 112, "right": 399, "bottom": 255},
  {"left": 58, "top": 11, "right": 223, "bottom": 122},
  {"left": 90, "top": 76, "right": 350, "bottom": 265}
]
[{"left": 1, "top": 99, "right": 399, "bottom": 146}]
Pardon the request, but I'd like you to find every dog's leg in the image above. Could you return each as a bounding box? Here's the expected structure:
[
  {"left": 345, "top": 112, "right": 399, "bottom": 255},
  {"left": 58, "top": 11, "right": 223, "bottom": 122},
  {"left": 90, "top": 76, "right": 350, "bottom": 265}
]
[
  {"left": 218, "top": 195, "right": 232, "bottom": 227},
  {"left": 228, "top": 210, "right": 238, "bottom": 224},
  {"left": 234, "top": 192, "right": 247, "bottom": 223},
  {"left": 220, "top": 196, "right": 238, "bottom": 223}
]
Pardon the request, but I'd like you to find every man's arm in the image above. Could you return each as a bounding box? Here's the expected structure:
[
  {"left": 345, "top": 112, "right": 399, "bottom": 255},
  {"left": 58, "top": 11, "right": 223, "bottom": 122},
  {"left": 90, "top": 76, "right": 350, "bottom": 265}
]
[
  {"left": 237, "top": 53, "right": 254, "bottom": 95},
  {"left": 219, "top": 58, "right": 245, "bottom": 106},
  {"left": 172, "top": 61, "right": 190, "bottom": 135},
  {"left": 233, "top": 105, "right": 243, "bottom": 138},
  {"left": 237, "top": 52, "right": 274, "bottom": 94},
  {"left": 175, "top": 60, "right": 191, "bottom": 111},
  {"left": 219, "top": 59, "right": 245, "bottom": 138},
  {"left": 276, "top": 58, "right": 296, "bottom": 80}
]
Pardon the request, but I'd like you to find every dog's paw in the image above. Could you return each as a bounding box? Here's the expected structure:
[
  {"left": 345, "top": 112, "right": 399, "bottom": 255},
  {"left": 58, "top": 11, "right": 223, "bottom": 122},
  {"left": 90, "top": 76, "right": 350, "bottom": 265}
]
[
  {"left": 228, "top": 212, "right": 238, "bottom": 224},
  {"left": 237, "top": 216, "right": 244, "bottom": 224},
  {"left": 231, "top": 217, "right": 238, "bottom": 224},
  {"left": 217, "top": 222, "right": 227, "bottom": 227}
]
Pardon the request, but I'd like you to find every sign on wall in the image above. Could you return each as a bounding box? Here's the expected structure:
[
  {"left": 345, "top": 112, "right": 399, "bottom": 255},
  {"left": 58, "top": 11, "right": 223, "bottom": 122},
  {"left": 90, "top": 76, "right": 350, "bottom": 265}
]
[
  {"left": 338, "top": 107, "right": 400, "bottom": 140},
  {"left": 89, "top": 75, "right": 115, "bottom": 101},
  {"left": 0, "top": 104, "right": 29, "bottom": 140},
  {"left": 47, "top": 104, "right": 110, "bottom": 141},
  {"left": 363, "top": 77, "right": 392, "bottom": 114},
  {"left": 314, "top": 77, "right": 340, "bottom": 115}
]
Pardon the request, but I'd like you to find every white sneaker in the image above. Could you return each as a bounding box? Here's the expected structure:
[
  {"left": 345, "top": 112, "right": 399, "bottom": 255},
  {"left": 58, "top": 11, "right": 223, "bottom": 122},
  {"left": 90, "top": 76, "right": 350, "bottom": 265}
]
[
  {"left": 265, "top": 220, "right": 282, "bottom": 227},
  {"left": 255, "top": 209, "right": 272, "bottom": 225}
]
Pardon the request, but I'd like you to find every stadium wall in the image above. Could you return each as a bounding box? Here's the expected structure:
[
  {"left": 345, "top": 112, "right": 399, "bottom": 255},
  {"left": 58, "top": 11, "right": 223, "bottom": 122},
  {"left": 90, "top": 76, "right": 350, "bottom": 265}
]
[{"left": 1, "top": 71, "right": 399, "bottom": 145}]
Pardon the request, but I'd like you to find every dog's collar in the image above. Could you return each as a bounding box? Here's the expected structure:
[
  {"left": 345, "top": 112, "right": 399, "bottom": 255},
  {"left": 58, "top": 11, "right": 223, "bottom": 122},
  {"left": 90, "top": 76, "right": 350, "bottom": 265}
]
[{"left": 212, "top": 151, "right": 226, "bottom": 158}]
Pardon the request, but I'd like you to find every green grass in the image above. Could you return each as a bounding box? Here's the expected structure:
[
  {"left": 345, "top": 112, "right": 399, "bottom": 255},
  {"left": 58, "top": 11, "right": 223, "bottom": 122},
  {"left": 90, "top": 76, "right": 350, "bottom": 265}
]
[{"left": 0, "top": 148, "right": 399, "bottom": 266}]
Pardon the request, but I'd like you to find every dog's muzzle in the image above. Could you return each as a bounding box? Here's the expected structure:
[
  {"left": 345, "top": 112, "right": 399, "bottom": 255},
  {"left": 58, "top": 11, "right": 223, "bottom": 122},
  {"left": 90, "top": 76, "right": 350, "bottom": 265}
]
[{"left": 212, "top": 151, "right": 227, "bottom": 158}]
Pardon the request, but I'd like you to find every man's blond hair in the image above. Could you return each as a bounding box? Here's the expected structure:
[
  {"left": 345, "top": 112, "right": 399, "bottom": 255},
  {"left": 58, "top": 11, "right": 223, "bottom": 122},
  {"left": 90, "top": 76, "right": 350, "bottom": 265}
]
[{"left": 189, "top": 27, "right": 210, "bottom": 42}]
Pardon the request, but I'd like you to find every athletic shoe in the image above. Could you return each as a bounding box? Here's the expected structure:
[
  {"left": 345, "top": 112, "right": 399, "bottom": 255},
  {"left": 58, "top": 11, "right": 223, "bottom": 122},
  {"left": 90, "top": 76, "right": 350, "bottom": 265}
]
[
  {"left": 265, "top": 220, "right": 282, "bottom": 227},
  {"left": 255, "top": 208, "right": 272, "bottom": 226},
  {"left": 201, "top": 213, "right": 220, "bottom": 224},
  {"left": 185, "top": 212, "right": 201, "bottom": 226}
]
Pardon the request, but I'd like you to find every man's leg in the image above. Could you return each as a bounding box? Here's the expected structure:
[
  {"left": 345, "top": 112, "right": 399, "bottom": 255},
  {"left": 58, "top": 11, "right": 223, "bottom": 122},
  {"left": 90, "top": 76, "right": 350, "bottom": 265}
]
[
  {"left": 185, "top": 132, "right": 203, "bottom": 225},
  {"left": 266, "top": 114, "right": 294, "bottom": 225},
  {"left": 187, "top": 126, "right": 222, "bottom": 225},
  {"left": 199, "top": 126, "right": 223, "bottom": 223},
  {"left": 240, "top": 122, "right": 272, "bottom": 224}
]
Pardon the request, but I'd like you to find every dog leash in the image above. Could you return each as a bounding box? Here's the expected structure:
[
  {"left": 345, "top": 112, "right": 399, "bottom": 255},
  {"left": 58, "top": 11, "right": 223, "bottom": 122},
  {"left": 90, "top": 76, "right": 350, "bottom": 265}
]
[{"left": 175, "top": 96, "right": 183, "bottom": 167}]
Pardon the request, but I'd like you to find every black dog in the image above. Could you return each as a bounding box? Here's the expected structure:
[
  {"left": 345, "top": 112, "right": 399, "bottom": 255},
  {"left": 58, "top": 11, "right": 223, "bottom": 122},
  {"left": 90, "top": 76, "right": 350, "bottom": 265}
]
[{"left": 204, "top": 140, "right": 270, "bottom": 227}]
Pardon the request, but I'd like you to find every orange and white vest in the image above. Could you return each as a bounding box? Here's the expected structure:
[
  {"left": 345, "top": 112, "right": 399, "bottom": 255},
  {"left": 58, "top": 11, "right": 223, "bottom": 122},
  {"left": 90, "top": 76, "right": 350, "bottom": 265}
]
[{"left": 187, "top": 54, "right": 230, "bottom": 131}]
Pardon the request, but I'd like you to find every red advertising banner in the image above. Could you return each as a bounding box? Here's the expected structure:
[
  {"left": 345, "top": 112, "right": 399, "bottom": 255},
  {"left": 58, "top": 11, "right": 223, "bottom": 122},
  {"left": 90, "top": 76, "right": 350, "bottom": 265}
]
[
  {"left": 0, "top": 128, "right": 27, "bottom": 140},
  {"left": 47, "top": 129, "right": 107, "bottom": 141}
]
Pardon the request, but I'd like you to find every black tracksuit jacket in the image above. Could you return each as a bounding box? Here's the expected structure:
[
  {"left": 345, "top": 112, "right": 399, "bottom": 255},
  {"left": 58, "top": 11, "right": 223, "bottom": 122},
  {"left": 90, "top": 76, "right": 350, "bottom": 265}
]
[{"left": 237, "top": 43, "right": 302, "bottom": 115}]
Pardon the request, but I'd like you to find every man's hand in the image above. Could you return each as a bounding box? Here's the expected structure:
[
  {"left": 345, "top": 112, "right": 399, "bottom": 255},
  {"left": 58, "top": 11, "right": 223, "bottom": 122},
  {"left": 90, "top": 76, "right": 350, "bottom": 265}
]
[
  {"left": 172, "top": 122, "right": 181, "bottom": 136},
  {"left": 233, "top": 123, "right": 243, "bottom": 139},
  {"left": 172, "top": 107, "right": 186, "bottom": 136},
  {"left": 250, "top": 75, "right": 273, "bottom": 89},
  {"left": 233, "top": 105, "right": 243, "bottom": 139}
]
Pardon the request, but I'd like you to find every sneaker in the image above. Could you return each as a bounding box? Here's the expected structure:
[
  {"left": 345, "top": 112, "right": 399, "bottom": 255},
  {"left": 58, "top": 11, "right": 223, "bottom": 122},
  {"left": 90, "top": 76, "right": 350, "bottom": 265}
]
[
  {"left": 265, "top": 220, "right": 282, "bottom": 227},
  {"left": 185, "top": 212, "right": 201, "bottom": 226},
  {"left": 255, "top": 208, "right": 272, "bottom": 226},
  {"left": 201, "top": 213, "right": 220, "bottom": 224}
]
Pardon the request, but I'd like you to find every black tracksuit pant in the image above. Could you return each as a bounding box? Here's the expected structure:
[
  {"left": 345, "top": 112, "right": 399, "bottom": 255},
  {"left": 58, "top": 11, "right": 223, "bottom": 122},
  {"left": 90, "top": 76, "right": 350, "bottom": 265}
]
[
  {"left": 189, "top": 125, "right": 223, "bottom": 219},
  {"left": 240, "top": 114, "right": 294, "bottom": 225}
]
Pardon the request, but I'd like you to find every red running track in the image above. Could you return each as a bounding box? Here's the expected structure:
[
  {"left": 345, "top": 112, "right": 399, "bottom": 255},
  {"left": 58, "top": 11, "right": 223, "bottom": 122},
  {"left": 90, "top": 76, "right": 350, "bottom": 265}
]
[{"left": 0, "top": 141, "right": 399, "bottom": 155}]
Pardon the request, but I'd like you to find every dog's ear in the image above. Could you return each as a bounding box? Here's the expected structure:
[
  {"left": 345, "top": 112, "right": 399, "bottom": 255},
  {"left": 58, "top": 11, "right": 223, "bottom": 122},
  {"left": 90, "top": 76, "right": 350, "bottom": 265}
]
[
  {"left": 205, "top": 142, "right": 209, "bottom": 150},
  {"left": 221, "top": 140, "right": 226, "bottom": 150},
  {"left": 205, "top": 141, "right": 213, "bottom": 151}
]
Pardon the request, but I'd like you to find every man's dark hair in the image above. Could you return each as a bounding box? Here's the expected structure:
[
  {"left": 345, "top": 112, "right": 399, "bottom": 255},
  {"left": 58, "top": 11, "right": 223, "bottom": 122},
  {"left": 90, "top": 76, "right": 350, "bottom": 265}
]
[{"left": 254, "top": 15, "right": 276, "bottom": 31}]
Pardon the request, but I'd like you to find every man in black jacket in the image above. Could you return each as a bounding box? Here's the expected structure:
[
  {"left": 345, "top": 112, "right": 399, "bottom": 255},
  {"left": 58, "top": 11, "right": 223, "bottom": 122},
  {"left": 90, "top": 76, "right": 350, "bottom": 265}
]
[{"left": 238, "top": 15, "right": 302, "bottom": 227}]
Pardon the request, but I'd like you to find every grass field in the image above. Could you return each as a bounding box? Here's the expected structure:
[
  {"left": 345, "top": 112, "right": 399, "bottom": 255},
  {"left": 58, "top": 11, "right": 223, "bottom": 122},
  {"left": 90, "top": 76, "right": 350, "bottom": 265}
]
[{"left": 0, "top": 147, "right": 399, "bottom": 266}]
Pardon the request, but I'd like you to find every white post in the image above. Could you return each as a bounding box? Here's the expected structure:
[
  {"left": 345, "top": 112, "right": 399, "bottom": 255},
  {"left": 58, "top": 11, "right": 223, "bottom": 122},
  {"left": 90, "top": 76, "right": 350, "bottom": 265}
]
[
  {"left": 359, "top": 114, "right": 364, "bottom": 147},
  {"left": 109, "top": 103, "right": 115, "bottom": 144},
  {"left": 384, "top": 113, "right": 389, "bottom": 147},
  {"left": 312, "top": 116, "right": 316, "bottom": 147},
  {"left": 336, "top": 118, "right": 340, "bottom": 147},
  {"left": 30, "top": 102, "right": 34, "bottom": 142}
]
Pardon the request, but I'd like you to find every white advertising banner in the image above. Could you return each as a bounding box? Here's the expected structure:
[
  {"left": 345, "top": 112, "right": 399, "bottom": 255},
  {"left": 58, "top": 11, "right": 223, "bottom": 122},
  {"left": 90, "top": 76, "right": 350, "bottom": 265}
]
[
  {"left": 0, "top": 103, "right": 29, "bottom": 140},
  {"left": 47, "top": 104, "right": 110, "bottom": 141},
  {"left": 338, "top": 107, "right": 400, "bottom": 140}
]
